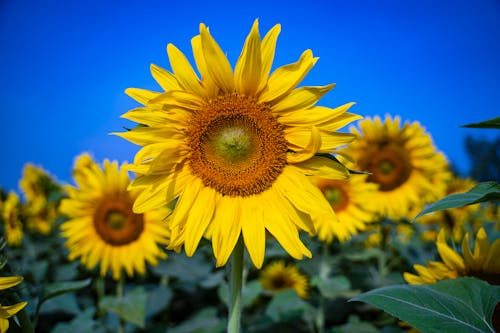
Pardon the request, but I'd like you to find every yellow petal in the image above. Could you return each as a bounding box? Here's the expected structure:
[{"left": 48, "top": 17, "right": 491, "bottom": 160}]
[
  {"left": 184, "top": 185, "right": 217, "bottom": 256},
  {"left": 234, "top": 19, "right": 262, "bottom": 96},
  {"left": 113, "top": 127, "right": 182, "bottom": 146},
  {"left": 286, "top": 126, "right": 322, "bottom": 163},
  {"left": 272, "top": 84, "right": 335, "bottom": 113},
  {"left": 166, "top": 44, "right": 206, "bottom": 98},
  {"left": 191, "top": 35, "right": 219, "bottom": 97},
  {"left": 436, "top": 231, "right": 466, "bottom": 273},
  {"left": 472, "top": 228, "right": 490, "bottom": 267},
  {"left": 211, "top": 196, "right": 242, "bottom": 267},
  {"left": 259, "top": 49, "right": 317, "bottom": 103},
  {"left": 263, "top": 191, "right": 311, "bottom": 259},
  {"left": 150, "top": 90, "right": 204, "bottom": 109},
  {"left": 483, "top": 238, "right": 500, "bottom": 274},
  {"left": 257, "top": 24, "right": 281, "bottom": 94},
  {"left": 274, "top": 167, "right": 333, "bottom": 219},
  {"left": 0, "top": 301, "right": 27, "bottom": 317},
  {"left": 295, "top": 155, "right": 349, "bottom": 180},
  {"left": 150, "top": 64, "right": 182, "bottom": 91},
  {"left": 125, "top": 88, "right": 161, "bottom": 105},
  {"left": 200, "top": 23, "right": 235, "bottom": 93},
  {"left": 0, "top": 276, "right": 23, "bottom": 290},
  {"left": 286, "top": 128, "right": 355, "bottom": 153},
  {"left": 241, "top": 195, "right": 266, "bottom": 269}
]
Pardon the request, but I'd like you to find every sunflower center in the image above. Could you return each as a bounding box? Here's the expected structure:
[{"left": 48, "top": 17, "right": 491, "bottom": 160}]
[
  {"left": 94, "top": 197, "right": 144, "bottom": 246},
  {"left": 271, "top": 274, "right": 291, "bottom": 290},
  {"left": 187, "top": 94, "right": 288, "bottom": 197},
  {"left": 316, "top": 180, "right": 349, "bottom": 212},
  {"left": 362, "top": 144, "right": 412, "bottom": 191}
]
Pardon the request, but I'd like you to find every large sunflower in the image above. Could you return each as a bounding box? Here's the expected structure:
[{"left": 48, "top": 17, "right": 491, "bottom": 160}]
[
  {"left": 1, "top": 192, "right": 23, "bottom": 247},
  {"left": 310, "top": 174, "right": 379, "bottom": 243},
  {"left": 341, "top": 115, "right": 450, "bottom": 220},
  {"left": 59, "top": 153, "right": 171, "bottom": 280},
  {"left": 117, "top": 20, "right": 361, "bottom": 268},
  {"left": 259, "top": 260, "right": 309, "bottom": 298}
]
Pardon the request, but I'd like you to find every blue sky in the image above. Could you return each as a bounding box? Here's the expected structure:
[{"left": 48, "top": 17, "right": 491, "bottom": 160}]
[{"left": 1, "top": 0, "right": 500, "bottom": 192}]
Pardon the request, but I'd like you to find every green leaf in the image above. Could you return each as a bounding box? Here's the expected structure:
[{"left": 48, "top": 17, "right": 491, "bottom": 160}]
[
  {"left": 99, "top": 286, "right": 147, "bottom": 328},
  {"left": 312, "top": 275, "right": 354, "bottom": 299},
  {"left": 350, "top": 277, "right": 500, "bottom": 333},
  {"left": 414, "top": 181, "right": 500, "bottom": 220},
  {"left": 36, "top": 278, "right": 91, "bottom": 315},
  {"left": 52, "top": 309, "right": 104, "bottom": 333},
  {"left": 166, "top": 307, "right": 225, "bottom": 333},
  {"left": 461, "top": 117, "right": 500, "bottom": 129},
  {"left": 265, "top": 289, "right": 313, "bottom": 322},
  {"left": 217, "top": 280, "right": 263, "bottom": 308}
]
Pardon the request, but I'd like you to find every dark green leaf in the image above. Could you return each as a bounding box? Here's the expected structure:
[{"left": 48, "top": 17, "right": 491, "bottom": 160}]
[
  {"left": 99, "top": 286, "right": 147, "bottom": 328},
  {"left": 52, "top": 309, "right": 104, "bottom": 333},
  {"left": 265, "top": 290, "right": 313, "bottom": 322},
  {"left": 351, "top": 277, "right": 500, "bottom": 333},
  {"left": 166, "top": 307, "right": 225, "bottom": 333},
  {"left": 461, "top": 117, "right": 500, "bottom": 129},
  {"left": 414, "top": 182, "right": 500, "bottom": 220},
  {"left": 146, "top": 285, "right": 172, "bottom": 319},
  {"left": 217, "top": 280, "right": 263, "bottom": 308},
  {"left": 312, "top": 275, "right": 354, "bottom": 299},
  {"left": 330, "top": 315, "right": 380, "bottom": 333},
  {"left": 37, "top": 278, "right": 91, "bottom": 314}
]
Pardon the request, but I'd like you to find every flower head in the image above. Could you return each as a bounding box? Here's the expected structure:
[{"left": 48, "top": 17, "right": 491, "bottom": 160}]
[
  {"left": 311, "top": 174, "right": 379, "bottom": 243},
  {"left": 59, "top": 153, "right": 171, "bottom": 280},
  {"left": 19, "top": 163, "right": 61, "bottom": 235},
  {"left": 0, "top": 276, "right": 27, "bottom": 333},
  {"left": 117, "top": 20, "right": 361, "bottom": 268},
  {"left": 1, "top": 192, "right": 23, "bottom": 247},
  {"left": 341, "top": 115, "right": 451, "bottom": 219},
  {"left": 259, "top": 260, "right": 309, "bottom": 298},
  {"left": 404, "top": 227, "right": 500, "bottom": 285}
]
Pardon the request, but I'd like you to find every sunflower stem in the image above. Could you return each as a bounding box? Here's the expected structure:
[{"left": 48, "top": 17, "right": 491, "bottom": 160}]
[
  {"left": 316, "top": 243, "right": 329, "bottom": 333},
  {"left": 95, "top": 276, "right": 105, "bottom": 317},
  {"left": 228, "top": 237, "right": 244, "bottom": 333},
  {"left": 117, "top": 275, "right": 125, "bottom": 333}
]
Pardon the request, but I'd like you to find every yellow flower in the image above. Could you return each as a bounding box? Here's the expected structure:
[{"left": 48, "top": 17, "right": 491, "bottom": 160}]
[
  {"left": 404, "top": 227, "right": 500, "bottom": 285},
  {"left": 311, "top": 174, "right": 379, "bottom": 243},
  {"left": 59, "top": 153, "right": 171, "bottom": 280},
  {"left": 416, "top": 176, "right": 480, "bottom": 243},
  {"left": 0, "top": 276, "right": 27, "bottom": 333},
  {"left": 341, "top": 115, "right": 451, "bottom": 220},
  {"left": 19, "top": 163, "right": 60, "bottom": 235},
  {"left": 1, "top": 192, "right": 23, "bottom": 247},
  {"left": 117, "top": 20, "right": 361, "bottom": 268},
  {"left": 259, "top": 260, "right": 309, "bottom": 298}
]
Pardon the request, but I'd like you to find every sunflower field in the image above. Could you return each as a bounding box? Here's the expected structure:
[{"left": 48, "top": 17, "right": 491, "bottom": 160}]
[{"left": 1, "top": 20, "right": 500, "bottom": 333}]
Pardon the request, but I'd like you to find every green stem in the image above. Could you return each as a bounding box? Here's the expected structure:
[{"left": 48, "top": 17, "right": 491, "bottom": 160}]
[
  {"left": 95, "top": 276, "right": 105, "bottom": 317},
  {"left": 316, "top": 244, "right": 329, "bottom": 333},
  {"left": 117, "top": 275, "right": 125, "bottom": 333},
  {"left": 227, "top": 237, "right": 244, "bottom": 333}
]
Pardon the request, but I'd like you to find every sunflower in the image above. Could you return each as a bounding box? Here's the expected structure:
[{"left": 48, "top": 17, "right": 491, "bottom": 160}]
[
  {"left": 19, "top": 163, "right": 61, "bottom": 235},
  {"left": 404, "top": 227, "right": 500, "bottom": 330},
  {"left": 416, "top": 175, "right": 480, "bottom": 242},
  {"left": 59, "top": 153, "right": 171, "bottom": 280},
  {"left": 404, "top": 227, "right": 500, "bottom": 284},
  {"left": 117, "top": 20, "right": 361, "bottom": 269},
  {"left": 1, "top": 192, "right": 23, "bottom": 247},
  {"left": 0, "top": 276, "right": 27, "bottom": 333},
  {"left": 310, "top": 174, "right": 379, "bottom": 243},
  {"left": 259, "top": 260, "right": 309, "bottom": 298},
  {"left": 341, "top": 115, "right": 450, "bottom": 220}
]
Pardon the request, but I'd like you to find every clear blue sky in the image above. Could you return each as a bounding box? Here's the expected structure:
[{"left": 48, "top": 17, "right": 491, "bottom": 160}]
[{"left": 1, "top": 0, "right": 500, "bottom": 192}]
